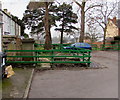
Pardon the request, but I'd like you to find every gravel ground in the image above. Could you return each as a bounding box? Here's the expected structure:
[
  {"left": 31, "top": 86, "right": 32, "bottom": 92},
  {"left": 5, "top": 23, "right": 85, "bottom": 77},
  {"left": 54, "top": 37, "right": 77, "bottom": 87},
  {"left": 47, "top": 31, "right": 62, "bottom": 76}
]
[{"left": 29, "top": 51, "right": 118, "bottom": 98}]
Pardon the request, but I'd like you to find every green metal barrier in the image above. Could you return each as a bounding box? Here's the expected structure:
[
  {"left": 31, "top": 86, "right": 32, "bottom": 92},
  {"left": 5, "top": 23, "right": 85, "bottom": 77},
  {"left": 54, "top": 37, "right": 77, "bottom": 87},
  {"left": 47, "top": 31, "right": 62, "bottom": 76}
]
[
  {"left": 100, "top": 44, "right": 120, "bottom": 50},
  {"left": 35, "top": 43, "right": 120, "bottom": 51},
  {"left": 90, "top": 43, "right": 120, "bottom": 51},
  {"left": 34, "top": 43, "right": 70, "bottom": 50},
  {"left": 5, "top": 48, "right": 92, "bottom": 67},
  {"left": 90, "top": 44, "right": 98, "bottom": 50}
]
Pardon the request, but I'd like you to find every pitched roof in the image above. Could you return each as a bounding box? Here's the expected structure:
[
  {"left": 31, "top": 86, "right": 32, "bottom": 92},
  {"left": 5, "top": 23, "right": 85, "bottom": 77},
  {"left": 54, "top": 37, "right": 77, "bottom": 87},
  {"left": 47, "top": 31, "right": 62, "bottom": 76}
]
[
  {"left": 0, "top": 9, "right": 21, "bottom": 26},
  {"left": 108, "top": 17, "right": 120, "bottom": 29},
  {"left": 108, "top": 17, "right": 117, "bottom": 25}
]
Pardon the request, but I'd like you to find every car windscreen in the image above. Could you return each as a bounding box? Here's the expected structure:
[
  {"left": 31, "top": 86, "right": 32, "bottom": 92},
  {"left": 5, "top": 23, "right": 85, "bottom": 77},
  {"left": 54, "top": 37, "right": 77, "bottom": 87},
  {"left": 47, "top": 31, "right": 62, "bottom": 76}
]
[{"left": 71, "top": 44, "right": 75, "bottom": 47}]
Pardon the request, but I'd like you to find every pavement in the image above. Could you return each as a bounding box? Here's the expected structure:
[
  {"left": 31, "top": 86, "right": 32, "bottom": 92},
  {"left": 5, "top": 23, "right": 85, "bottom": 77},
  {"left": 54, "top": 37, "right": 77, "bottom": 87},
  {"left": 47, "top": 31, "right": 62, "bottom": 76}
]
[
  {"left": 28, "top": 51, "right": 118, "bottom": 98},
  {"left": 2, "top": 68, "right": 33, "bottom": 98}
]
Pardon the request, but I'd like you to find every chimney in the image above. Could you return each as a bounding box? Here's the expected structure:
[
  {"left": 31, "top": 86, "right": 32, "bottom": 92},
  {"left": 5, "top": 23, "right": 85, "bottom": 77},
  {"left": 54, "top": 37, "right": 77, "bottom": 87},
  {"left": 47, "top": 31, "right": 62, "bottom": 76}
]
[
  {"left": 8, "top": 12, "right": 11, "bottom": 16},
  {"left": 112, "top": 17, "right": 116, "bottom": 25},
  {"left": 3, "top": 9, "right": 8, "bottom": 13}
]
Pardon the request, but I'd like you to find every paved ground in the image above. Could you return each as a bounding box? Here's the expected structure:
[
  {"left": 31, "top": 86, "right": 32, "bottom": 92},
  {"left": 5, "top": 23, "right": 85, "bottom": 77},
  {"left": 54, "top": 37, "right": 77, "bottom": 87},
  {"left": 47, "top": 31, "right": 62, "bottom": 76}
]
[
  {"left": 2, "top": 68, "right": 33, "bottom": 98},
  {"left": 28, "top": 51, "right": 118, "bottom": 98}
]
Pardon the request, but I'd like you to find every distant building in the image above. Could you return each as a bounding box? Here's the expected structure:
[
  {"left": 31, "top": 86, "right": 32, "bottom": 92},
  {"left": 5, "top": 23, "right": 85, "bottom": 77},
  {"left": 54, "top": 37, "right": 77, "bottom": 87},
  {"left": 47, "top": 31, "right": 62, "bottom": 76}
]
[
  {"left": 117, "top": 19, "right": 120, "bottom": 36},
  {"left": 106, "top": 17, "right": 118, "bottom": 40}
]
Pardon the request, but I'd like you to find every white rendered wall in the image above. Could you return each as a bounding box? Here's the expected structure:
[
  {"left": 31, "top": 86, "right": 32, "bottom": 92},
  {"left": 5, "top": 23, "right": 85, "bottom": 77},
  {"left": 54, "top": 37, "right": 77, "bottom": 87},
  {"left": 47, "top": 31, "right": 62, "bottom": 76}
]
[{"left": 0, "top": 28, "right": 2, "bottom": 52}]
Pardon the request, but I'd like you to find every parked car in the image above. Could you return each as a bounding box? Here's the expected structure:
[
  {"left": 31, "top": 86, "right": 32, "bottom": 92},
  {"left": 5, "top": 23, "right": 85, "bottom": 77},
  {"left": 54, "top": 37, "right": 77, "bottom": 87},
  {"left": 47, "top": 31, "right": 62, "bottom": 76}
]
[{"left": 63, "top": 43, "right": 92, "bottom": 50}]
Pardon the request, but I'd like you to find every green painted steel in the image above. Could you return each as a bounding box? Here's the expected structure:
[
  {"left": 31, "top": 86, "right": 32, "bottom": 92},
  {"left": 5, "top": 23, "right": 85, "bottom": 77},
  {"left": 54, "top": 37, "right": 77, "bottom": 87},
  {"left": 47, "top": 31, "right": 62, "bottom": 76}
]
[
  {"left": 6, "top": 61, "right": 91, "bottom": 64},
  {"left": 7, "top": 55, "right": 91, "bottom": 58},
  {"left": 5, "top": 44, "right": 92, "bottom": 67},
  {"left": 5, "top": 49, "right": 91, "bottom": 52},
  {"left": 100, "top": 44, "right": 120, "bottom": 50},
  {"left": 34, "top": 43, "right": 120, "bottom": 51},
  {"left": 90, "top": 44, "right": 120, "bottom": 51},
  {"left": 90, "top": 44, "right": 98, "bottom": 50}
]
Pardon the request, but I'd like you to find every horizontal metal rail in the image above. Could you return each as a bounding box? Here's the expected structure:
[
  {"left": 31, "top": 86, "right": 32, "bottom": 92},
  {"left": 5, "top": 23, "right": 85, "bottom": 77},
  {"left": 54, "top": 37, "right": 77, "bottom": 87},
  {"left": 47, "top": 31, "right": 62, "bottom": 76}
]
[
  {"left": 5, "top": 49, "right": 91, "bottom": 52},
  {"left": 6, "top": 55, "right": 91, "bottom": 58},
  {"left": 6, "top": 61, "right": 91, "bottom": 64},
  {"left": 35, "top": 43, "right": 120, "bottom": 51},
  {"left": 5, "top": 47, "right": 92, "bottom": 67}
]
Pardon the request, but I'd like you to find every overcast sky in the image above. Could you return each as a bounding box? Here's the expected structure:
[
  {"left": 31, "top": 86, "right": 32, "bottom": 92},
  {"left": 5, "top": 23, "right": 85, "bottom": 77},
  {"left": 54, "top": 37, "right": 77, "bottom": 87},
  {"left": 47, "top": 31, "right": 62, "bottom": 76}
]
[
  {"left": 1, "top": 0, "right": 73, "bottom": 19},
  {"left": 1, "top": 0, "right": 115, "bottom": 19},
  {"left": 0, "top": 0, "right": 74, "bottom": 37},
  {"left": 0, "top": 0, "right": 117, "bottom": 37},
  {"left": 1, "top": 0, "right": 30, "bottom": 19}
]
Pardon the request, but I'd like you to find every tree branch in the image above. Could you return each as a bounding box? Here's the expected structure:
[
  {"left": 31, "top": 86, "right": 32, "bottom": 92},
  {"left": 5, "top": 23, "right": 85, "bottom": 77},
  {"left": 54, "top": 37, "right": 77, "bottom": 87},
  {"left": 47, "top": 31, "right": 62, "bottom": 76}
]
[
  {"left": 73, "top": 0, "right": 82, "bottom": 8},
  {"left": 85, "top": 4, "right": 102, "bottom": 12},
  {"left": 105, "top": 2, "right": 108, "bottom": 18},
  {"left": 107, "top": 3, "right": 116, "bottom": 18},
  {"left": 96, "top": 20, "right": 104, "bottom": 31},
  {"left": 100, "top": 6, "right": 106, "bottom": 18},
  {"left": 77, "top": 7, "right": 81, "bottom": 12},
  {"left": 91, "top": 17, "right": 105, "bottom": 30}
]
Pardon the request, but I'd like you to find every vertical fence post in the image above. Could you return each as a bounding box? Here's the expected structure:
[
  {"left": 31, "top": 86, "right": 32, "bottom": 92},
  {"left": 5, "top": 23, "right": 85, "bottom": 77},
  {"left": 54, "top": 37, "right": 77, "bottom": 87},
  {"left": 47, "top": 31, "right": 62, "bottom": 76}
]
[
  {"left": 82, "top": 51, "right": 85, "bottom": 61},
  {"left": 60, "top": 44, "right": 63, "bottom": 50},
  {"left": 51, "top": 49, "right": 54, "bottom": 68},
  {"left": 35, "top": 50, "right": 38, "bottom": 65},
  {"left": 118, "top": 41, "right": 120, "bottom": 50},
  {"left": 87, "top": 51, "right": 91, "bottom": 67}
]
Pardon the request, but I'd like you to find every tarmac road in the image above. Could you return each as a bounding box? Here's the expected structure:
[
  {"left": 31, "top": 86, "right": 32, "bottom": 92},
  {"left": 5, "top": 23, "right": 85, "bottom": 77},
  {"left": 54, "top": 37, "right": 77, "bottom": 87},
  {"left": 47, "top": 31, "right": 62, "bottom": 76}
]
[{"left": 28, "top": 51, "right": 118, "bottom": 98}]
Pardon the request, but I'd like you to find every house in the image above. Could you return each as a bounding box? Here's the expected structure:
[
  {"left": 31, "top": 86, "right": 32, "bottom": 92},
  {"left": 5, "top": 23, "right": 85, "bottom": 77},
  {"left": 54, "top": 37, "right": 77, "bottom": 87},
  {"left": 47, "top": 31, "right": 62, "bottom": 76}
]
[
  {"left": 117, "top": 19, "right": 120, "bottom": 36},
  {"left": 0, "top": 2, "right": 22, "bottom": 51},
  {"left": 106, "top": 17, "right": 119, "bottom": 41},
  {"left": 0, "top": 9, "right": 21, "bottom": 36},
  {"left": 118, "top": 1, "right": 120, "bottom": 36}
]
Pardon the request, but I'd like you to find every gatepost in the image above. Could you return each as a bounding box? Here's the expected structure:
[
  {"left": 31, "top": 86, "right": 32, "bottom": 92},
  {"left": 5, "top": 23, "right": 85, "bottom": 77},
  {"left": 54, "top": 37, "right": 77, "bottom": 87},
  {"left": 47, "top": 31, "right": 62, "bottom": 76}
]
[{"left": 21, "top": 39, "right": 35, "bottom": 62}]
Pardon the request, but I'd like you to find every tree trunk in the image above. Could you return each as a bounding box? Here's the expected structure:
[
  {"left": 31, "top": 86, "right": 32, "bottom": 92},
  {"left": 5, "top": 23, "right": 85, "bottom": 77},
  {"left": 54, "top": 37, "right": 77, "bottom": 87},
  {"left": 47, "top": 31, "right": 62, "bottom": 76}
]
[
  {"left": 49, "top": 24, "right": 52, "bottom": 44},
  {"left": 103, "top": 26, "right": 107, "bottom": 49},
  {"left": 44, "top": 2, "right": 52, "bottom": 50},
  {"left": 60, "top": 24, "right": 64, "bottom": 44},
  {"left": 79, "top": 3, "right": 85, "bottom": 42},
  {"left": 60, "top": 12, "right": 65, "bottom": 44}
]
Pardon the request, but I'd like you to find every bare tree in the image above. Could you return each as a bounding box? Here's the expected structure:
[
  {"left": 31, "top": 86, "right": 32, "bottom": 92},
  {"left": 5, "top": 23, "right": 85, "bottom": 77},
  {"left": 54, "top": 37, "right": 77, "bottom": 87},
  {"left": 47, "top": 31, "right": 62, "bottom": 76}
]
[
  {"left": 88, "top": 1, "right": 117, "bottom": 47},
  {"left": 73, "top": 0, "right": 101, "bottom": 42},
  {"left": 86, "top": 20, "right": 103, "bottom": 43}
]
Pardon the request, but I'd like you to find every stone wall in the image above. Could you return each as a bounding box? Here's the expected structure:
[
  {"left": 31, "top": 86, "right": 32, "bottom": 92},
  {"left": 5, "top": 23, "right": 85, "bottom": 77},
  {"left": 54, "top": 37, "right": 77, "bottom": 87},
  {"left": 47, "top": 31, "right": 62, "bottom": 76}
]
[
  {"left": 2, "top": 36, "right": 22, "bottom": 60},
  {"left": 21, "top": 39, "right": 35, "bottom": 61},
  {"left": 3, "top": 37, "right": 35, "bottom": 61}
]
